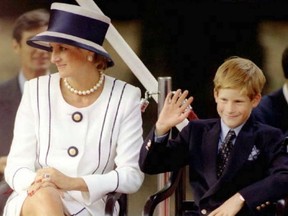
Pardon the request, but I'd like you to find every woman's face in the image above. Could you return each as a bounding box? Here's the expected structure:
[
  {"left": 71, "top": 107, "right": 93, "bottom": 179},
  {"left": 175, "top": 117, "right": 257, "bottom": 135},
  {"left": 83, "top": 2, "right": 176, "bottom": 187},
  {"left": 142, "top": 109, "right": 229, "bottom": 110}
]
[{"left": 50, "top": 42, "right": 91, "bottom": 77}]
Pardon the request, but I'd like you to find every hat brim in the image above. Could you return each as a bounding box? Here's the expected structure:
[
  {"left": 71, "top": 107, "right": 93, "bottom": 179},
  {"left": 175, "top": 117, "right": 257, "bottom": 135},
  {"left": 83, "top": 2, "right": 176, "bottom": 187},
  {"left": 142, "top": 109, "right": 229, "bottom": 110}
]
[{"left": 27, "top": 31, "right": 114, "bottom": 67}]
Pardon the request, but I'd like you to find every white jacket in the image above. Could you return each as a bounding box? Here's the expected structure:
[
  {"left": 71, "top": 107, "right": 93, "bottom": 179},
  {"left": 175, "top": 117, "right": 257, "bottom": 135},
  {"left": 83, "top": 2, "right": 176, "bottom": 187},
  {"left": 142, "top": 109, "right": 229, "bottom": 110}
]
[{"left": 4, "top": 73, "right": 144, "bottom": 215}]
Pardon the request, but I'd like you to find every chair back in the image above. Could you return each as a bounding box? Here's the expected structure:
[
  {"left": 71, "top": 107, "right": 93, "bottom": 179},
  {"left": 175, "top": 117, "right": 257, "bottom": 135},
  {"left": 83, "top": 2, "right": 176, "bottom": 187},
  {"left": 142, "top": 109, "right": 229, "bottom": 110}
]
[{"left": 105, "top": 192, "right": 127, "bottom": 216}]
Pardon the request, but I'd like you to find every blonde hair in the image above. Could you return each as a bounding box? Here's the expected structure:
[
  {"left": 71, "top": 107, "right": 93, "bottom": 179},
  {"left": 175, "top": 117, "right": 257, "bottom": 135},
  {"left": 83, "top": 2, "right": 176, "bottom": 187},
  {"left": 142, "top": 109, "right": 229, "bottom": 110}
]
[{"left": 213, "top": 56, "right": 266, "bottom": 100}]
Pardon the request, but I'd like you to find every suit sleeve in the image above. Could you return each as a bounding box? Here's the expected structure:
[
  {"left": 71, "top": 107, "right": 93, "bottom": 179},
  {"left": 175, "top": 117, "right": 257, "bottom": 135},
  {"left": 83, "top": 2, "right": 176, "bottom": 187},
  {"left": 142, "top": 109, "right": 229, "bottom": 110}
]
[
  {"left": 139, "top": 125, "right": 190, "bottom": 174},
  {"left": 239, "top": 132, "right": 288, "bottom": 214}
]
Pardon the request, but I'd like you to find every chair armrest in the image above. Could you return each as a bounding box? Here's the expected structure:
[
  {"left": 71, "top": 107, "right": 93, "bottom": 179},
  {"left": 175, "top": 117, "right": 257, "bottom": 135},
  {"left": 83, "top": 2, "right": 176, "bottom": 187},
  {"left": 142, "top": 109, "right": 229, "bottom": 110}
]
[
  {"left": 276, "top": 197, "right": 288, "bottom": 216},
  {"left": 0, "top": 180, "right": 12, "bottom": 215},
  {"left": 0, "top": 180, "right": 10, "bottom": 193},
  {"left": 105, "top": 192, "right": 127, "bottom": 216},
  {"left": 142, "top": 168, "right": 184, "bottom": 216}
]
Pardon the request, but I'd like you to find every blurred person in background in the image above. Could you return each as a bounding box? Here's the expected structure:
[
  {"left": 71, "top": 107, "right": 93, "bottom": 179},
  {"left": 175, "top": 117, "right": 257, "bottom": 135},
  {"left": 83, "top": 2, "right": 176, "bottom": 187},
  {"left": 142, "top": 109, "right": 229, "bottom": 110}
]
[
  {"left": 253, "top": 47, "right": 288, "bottom": 136},
  {"left": 0, "top": 8, "right": 50, "bottom": 179}
]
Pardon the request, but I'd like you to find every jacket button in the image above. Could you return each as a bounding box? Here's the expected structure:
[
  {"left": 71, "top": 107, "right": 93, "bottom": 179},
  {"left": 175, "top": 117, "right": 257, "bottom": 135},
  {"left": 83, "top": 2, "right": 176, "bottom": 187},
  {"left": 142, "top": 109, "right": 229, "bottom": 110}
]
[
  {"left": 72, "top": 112, "right": 83, "bottom": 122},
  {"left": 68, "top": 146, "right": 78, "bottom": 157},
  {"left": 145, "top": 140, "right": 152, "bottom": 150},
  {"left": 201, "top": 209, "right": 207, "bottom": 215},
  {"left": 256, "top": 206, "right": 261, "bottom": 210}
]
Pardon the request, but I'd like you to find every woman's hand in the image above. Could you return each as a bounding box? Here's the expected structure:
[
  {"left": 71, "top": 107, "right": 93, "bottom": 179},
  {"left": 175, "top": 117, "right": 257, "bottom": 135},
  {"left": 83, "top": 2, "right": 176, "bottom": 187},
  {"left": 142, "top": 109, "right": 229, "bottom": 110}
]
[
  {"left": 27, "top": 167, "right": 57, "bottom": 196},
  {"left": 208, "top": 193, "right": 245, "bottom": 216},
  {"left": 155, "top": 89, "right": 193, "bottom": 136},
  {"left": 27, "top": 167, "right": 88, "bottom": 196}
]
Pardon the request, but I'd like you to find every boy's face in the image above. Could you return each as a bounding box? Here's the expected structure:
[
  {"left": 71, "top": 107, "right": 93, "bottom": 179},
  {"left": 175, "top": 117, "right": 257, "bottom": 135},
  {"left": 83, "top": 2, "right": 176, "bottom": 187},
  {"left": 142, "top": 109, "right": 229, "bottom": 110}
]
[{"left": 214, "top": 88, "right": 261, "bottom": 128}]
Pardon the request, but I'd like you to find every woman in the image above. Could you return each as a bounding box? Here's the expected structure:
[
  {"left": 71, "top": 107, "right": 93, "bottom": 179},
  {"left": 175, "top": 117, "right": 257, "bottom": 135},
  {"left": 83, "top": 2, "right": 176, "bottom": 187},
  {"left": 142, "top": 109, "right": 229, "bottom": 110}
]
[{"left": 4, "top": 2, "right": 144, "bottom": 216}]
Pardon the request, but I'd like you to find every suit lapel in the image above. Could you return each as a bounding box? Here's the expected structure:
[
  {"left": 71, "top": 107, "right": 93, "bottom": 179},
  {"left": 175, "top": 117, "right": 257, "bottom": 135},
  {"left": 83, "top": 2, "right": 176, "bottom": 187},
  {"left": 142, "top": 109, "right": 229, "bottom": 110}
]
[
  {"left": 202, "top": 117, "right": 256, "bottom": 199},
  {"left": 202, "top": 121, "right": 221, "bottom": 187}
]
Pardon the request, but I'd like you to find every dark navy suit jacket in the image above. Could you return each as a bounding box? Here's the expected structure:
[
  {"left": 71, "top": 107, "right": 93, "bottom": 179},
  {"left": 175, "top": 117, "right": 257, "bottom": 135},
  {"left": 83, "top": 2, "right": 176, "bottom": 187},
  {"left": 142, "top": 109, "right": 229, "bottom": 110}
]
[
  {"left": 253, "top": 88, "right": 288, "bottom": 136},
  {"left": 139, "top": 116, "right": 288, "bottom": 215},
  {"left": 0, "top": 76, "right": 22, "bottom": 157}
]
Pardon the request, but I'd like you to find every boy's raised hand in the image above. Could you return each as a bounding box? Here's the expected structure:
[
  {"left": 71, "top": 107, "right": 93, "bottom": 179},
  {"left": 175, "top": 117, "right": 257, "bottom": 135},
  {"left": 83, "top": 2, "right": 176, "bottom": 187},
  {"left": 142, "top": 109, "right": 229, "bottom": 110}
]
[{"left": 155, "top": 89, "right": 193, "bottom": 136}]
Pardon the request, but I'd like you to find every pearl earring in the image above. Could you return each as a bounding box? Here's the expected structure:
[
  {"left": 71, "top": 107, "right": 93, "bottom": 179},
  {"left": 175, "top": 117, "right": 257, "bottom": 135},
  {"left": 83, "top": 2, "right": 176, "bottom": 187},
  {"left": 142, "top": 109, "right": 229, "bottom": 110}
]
[{"left": 87, "top": 55, "right": 93, "bottom": 62}]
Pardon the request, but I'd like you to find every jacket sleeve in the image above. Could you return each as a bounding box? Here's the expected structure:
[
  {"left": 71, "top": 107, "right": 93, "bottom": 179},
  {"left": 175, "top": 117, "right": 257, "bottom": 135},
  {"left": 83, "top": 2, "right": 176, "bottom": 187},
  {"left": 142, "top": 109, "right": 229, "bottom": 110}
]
[
  {"left": 81, "top": 84, "right": 145, "bottom": 203},
  {"left": 139, "top": 124, "right": 190, "bottom": 174},
  {"left": 239, "top": 132, "right": 288, "bottom": 214}
]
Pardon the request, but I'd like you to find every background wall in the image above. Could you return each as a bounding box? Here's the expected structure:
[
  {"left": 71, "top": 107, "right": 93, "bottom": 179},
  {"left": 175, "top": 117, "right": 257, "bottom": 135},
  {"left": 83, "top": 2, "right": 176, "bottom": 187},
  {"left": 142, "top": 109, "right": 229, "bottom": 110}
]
[{"left": 1, "top": 0, "right": 288, "bottom": 215}]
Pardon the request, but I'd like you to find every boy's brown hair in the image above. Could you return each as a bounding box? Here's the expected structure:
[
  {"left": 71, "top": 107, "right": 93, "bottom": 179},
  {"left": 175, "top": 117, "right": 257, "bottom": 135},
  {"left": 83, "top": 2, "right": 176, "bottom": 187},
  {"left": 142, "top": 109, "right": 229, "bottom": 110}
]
[{"left": 213, "top": 56, "right": 266, "bottom": 100}]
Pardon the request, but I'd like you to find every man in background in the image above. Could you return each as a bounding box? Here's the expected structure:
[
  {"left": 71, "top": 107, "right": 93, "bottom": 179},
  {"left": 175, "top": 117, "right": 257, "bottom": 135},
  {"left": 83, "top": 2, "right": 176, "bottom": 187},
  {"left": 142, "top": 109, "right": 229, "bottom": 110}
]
[
  {"left": 253, "top": 47, "right": 288, "bottom": 136},
  {"left": 0, "top": 8, "right": 51, "bottom": 179}
]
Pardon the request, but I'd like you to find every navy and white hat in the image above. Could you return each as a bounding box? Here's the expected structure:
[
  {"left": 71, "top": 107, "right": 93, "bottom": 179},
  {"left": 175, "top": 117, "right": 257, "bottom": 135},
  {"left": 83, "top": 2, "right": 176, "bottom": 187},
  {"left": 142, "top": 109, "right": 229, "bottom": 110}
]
[{"left": 27, "top": 2, "right": 114, "bottom": 67}]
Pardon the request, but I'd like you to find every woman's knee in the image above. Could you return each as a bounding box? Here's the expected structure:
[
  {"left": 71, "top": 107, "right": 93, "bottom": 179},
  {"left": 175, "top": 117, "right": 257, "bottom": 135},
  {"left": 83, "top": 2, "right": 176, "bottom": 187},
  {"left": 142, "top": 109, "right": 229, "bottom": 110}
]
[{"left": 21, "top": 187, "right": 63, "bottom": 215}]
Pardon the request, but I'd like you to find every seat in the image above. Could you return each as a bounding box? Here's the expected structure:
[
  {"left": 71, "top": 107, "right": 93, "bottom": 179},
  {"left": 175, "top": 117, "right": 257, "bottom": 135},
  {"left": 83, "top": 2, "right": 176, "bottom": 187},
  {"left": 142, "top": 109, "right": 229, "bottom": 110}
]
[
  {"left": 142, "top": 110, "right": 199, "bottom": 216},
  {"left": 0, "top": 179, "right": 127, "bottom": 216},
  {"left": 143, "top": 137, "right": 288, "bottom": 216},
  {"left": 105, "top": 191, "right": 127, "bottom": 216},
  {"left": 0, "top": 180, "right": 11, "bottom": 215},
  {"left": 142, "top": 166, "right": 195, "bottom": 216}
]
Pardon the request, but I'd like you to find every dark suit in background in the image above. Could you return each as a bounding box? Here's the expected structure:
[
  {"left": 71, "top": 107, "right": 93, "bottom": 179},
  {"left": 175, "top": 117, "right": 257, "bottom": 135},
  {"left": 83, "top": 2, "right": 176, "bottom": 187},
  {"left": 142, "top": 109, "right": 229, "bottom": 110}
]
[
  {"left": 253, "top": 47, "right": 288, "bottom": 136},
  {"left": 253, "top": 88, "right": 288, "bottom": 136},
  {"left": 0, "top": 78, "right": 22, "bottom": 216},
  {"left": 0, "top": 77, "right": 21, "bottom": 158}
]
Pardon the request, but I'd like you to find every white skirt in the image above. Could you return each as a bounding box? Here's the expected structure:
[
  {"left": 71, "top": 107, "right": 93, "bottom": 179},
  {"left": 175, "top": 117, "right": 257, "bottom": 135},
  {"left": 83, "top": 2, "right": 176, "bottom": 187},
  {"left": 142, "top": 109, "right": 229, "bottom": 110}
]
[{"left": 3, "top": 191, "right": 119, "bottom": 216}]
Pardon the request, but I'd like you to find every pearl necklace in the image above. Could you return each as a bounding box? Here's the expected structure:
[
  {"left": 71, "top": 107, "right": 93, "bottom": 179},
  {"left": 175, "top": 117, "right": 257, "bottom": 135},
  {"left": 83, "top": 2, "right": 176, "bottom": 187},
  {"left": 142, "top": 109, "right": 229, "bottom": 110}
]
[{"left": 63, "top": 72, "right": 104, "bottom": 96}]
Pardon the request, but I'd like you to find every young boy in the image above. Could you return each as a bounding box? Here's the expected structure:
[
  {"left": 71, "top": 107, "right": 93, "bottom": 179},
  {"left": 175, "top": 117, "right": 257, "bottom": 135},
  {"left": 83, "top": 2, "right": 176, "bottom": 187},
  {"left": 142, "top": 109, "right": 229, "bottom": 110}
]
[{"left": 139, "top": 56, "right": 288, "bottom": 216}]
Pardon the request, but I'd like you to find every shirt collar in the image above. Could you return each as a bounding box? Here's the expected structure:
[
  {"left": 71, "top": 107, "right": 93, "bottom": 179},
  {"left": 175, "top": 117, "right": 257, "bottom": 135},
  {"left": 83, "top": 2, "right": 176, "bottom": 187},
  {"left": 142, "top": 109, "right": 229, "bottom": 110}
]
[
  {"left": 17, "top": 70, "right": 50, "bottom": 94},
  {"left": 18, "top": 71, "right": 26, "bottom": 94},
  {"left": 220, "top": 119, "right": 244, "bottom": 141}
]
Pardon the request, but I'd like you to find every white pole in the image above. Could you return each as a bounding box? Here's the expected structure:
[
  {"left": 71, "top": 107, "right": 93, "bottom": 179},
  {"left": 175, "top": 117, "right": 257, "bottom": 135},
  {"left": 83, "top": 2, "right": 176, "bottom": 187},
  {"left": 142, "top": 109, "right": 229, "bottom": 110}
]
[
  {"left": 74, "top": 0, "right": 189, "bottom": 132},
  {"left": 157, "top": 77, "right": 172, "bottom": 216}
]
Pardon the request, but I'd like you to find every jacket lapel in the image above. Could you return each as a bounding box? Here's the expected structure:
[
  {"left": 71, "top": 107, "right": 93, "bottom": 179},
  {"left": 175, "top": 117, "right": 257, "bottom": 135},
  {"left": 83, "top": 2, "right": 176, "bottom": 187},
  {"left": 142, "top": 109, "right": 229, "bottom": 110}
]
[
  {"left": 202, "top": 117, "right": 256, "bottom": 199},
  {"left": 202, "top": 121, "right": 221, "bottom": 187}
]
